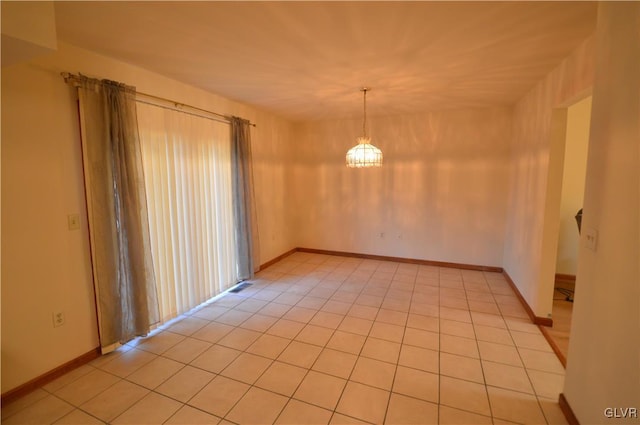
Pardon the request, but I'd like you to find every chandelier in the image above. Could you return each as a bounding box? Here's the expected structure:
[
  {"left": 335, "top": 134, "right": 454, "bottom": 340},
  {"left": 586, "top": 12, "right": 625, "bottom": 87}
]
[{"left": 346, "top": 88, "right": 383, "bottom": 168}]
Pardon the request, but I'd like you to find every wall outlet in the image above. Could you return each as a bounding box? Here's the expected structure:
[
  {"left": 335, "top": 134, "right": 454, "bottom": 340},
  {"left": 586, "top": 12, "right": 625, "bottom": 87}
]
[{"left": 53, "top": 311, "right": 65, "bottom": 327}]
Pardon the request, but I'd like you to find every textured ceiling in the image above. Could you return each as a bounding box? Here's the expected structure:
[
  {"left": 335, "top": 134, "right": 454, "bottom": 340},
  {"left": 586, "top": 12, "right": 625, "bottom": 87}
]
[{"left": 54, "top": 1, "right": 597, "bottom": 122}]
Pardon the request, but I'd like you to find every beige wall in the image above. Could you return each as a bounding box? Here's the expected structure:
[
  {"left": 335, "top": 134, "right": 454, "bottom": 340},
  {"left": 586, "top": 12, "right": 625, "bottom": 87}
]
[
  {"left": 564, "top": 2, "right": 640, "bottom": 422},
  {"left": 556, "top": 96, "right": 591, "bottom": 276},
  {"left": 292, "top": 108, "right": 512, "bottom": 267},
  {"left": 1, "top": 42, "right": 296, "bottom": 393},
  {"left": 502, "top": 36, "right": 595, "bottom": 318}
]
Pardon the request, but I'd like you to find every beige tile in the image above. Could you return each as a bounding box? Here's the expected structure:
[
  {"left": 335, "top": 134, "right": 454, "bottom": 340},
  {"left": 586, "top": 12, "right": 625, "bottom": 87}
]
[
  {"left": 259, "top": 302, "right": 292, "bottom": 318},
  {"left": 329, "top": 413, "right": 370, "bottom": 424},
  {"left": 440, "top": 334, "right": 479, "bottom": 358},
  {"left": 225, "top": 387, "right": 288, "bottom": 424},
  {"left": 538, "top": 397, "right": 570, "bottom": 425},
  {"left": 275, "top": 399, "right": 332, "bottom": 425},
  {"left": 440, "top": 376, "right": 491, "bottom": 416},
  {"left": 126, "top": 356, "right": 183, "bottom": 389},
  {"left": 2, "top": 388, "right": 50, "bottom": 421},
  {"left": 350, "top": 357, "right": 396, "bottom": 390},
  {"left": 274, "top": 292, "right": 304, "bottom": 306},
  {"left": 246, "top": 333, "right": 290, "bottom": 359},
  {"left": 403, "top": 327, "right": 439, "bottom": 350},
  {"left": 278, "top": 341, "right": 323, "bottom": 368},
  {"left": 295, "top": 324, "right": 335, "bottom": 346},
  {"left": 398, "top": 344, "right": 439, "bottom": 373},
  {"left": 499, "top": 303, "right": 529, "bottom": 319},
  {"left": 483, "top": 361, "right": 534, "bottom": 393},
  {"left": 528, "top": 369, "right": 565, "bottom": 399},
  {"left": 253, "top": 289, "right": 283, "bottom": 302},
  {"left": 440, "top": 319, "right": 476, "bottom": 339},
  {"left": 375, "top": 309, "right": 407, "bottom": 326},
  {"left": 410, "top": 302, "right": 440, "bottom": 318},
  {"left": 155, "top": 365, "right": 215, "bottom": 402},
  {"left": 112, "top": 392, "right": 181, "bottom": 424},
  {"left": 255, "top": 361, "right": 308, "bottom": 397},
  {"left": 360, "top": 337, "right": 401, "bottom": 364},
  {"left": 294, "top": 371, "right": 346, "bottom": 410},
  {"left": 380, "top": 297, "right": 411, "bottom": 312},
  {"left": 188, "top": 375, "right": 249, "bottom": 418},
  {"left": 80, "top": 380, "right": 149, "bottom": 422},
  {"left": 487, "top": 386, "right": 546, "bottom": 424},
  {"left": 385, "top": 393, "right": 438, "bottom": 424},
  {"left": 191, "top": 322, "right": 235, "bottom": 344},
  {"left": 335, "top": 381, "right": 389, "bottom": 424},
  {"left": 347, "top": 304, "right": 379, "bottom": 320},
  {"left": 510, "top": 330, "right": 554, "bottom": 352},
  {"left": 42, "top": 365, "right": 95, "bottom": 393},
  {"left": 164, "top": 405, "right": 220, "bottom": 424},
  {"left": 478, "top": 340, "right": 522, "bottom": 366},
  {"left": 312, "top": 348, "right": 358, "bottom": 379},
  {"left": 438, "top": 405, "right": 493, "bottom": 424},
  {"left": 440, "top": 352, "right": 484, "bottom": 383},
  {"left": 505, "top": 318, "right": 541, "bottom": 334},
  {"left": 321, "top": 300, "right": 352, "bottom": 315},
  {"left": 98, "top": 348, "right": 157, "bottom": 378},
  {"left": 235, "top": 298, "right": 269, "bottom": 313},
  {"left": 54, "top": 369, "right": 120, "bottom": 406},
  {"left": 239, "top": 313, "right": 279, "bottom": 332},
  {"left": 162, "top": 337, "right": 211, "bottom": 364},
  {"left": 267, "top": 319, "right": 306, "bottom": 339},
  {"left": 190, "top": 344, "right": 241, "bottom": 374},
  {"left": 518, "top": 347, "right": 565, "bottom": 374},
  {"left": 355, "top": 294, "right": 384, "bottom": 308},
  {"left": 219, "top": 352, "right": 272, "bottom": 384},
  {"left": 3, "top": 395, "right": 73, "bottom": 425},
  {"left": 393, "top": 365, "right": 438, "bottom": 403},
  {"left": 369, "top": 322, "right": 404, "bottom": 343},
  {"left": 337, "top": 317, "right": 373, "bottom": 336},
  {"left": 54, "top": 408, "right": 105, "bottom": 424},
  {"left": 406, "top": 313, "right": 439, "bottom": 332},
  {"left": 468, "top": 300, "right": 502, "bottom": 315},
  {"left": 283, "top": 306, "right": 317, "bottom": 323},
  {"left": 326, "top": 331, "right": 366, "bottom": 354},
  {"left": 217, "top": 327, "right": 262, "bottom": 350},
  {"left": 297, "top": 296, "right": 328, "bottom": 310},
  {"left": 135, "top": 331, "right": 186, "bottom": 355},
  {"left": 474, "top": 324, "right": 514, "bottom": 345},
  {"left": 470, "top": 311, "right": 507, "bottom": 328},
  {"left": 309, "top": 311, "right": 344, "bottom": 329},
  {"left": 439, "top": 306, "right": 472, "bottom": 323},
  {"left": 192, "top": 305, "right": 229, "bottom": 321}
]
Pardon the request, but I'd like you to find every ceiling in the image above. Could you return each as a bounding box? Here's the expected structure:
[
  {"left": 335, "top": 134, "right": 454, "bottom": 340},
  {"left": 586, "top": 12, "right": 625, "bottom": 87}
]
[{"left": 54, "top": 1, "right": 597, "bottom": 122}]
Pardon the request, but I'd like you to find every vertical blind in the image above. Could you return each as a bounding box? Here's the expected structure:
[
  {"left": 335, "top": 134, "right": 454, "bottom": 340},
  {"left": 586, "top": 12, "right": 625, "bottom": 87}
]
[{"left": 136, "top": 102, "right": 238, "bottom": 322}]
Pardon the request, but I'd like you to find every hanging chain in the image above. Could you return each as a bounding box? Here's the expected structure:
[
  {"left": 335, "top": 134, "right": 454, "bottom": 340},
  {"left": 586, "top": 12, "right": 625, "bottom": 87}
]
[{"left": 362, "top": 88, "right": 369, "bottom": 139}]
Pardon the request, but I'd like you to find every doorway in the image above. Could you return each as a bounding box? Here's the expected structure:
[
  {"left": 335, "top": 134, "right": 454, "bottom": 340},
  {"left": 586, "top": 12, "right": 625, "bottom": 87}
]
[{"left": 544, "top": 95, "right": 592, "bottom": 364}]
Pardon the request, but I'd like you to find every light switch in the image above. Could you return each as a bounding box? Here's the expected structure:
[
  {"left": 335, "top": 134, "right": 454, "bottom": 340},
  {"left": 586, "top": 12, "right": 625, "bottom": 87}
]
[{"left": 584, "top": 227, "right": 598, "bottom": 251}]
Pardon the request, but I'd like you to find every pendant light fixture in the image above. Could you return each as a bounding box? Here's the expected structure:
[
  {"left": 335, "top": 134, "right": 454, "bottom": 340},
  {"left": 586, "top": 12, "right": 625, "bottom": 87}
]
[{"left": 346, "top": 88, "right": 383, "bottom": 168}]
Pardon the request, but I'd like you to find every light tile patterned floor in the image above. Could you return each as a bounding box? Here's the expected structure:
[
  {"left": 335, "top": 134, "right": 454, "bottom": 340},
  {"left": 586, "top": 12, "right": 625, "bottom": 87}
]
[{"left": 2, "top": 253, "right": 569, "bottom": 424}]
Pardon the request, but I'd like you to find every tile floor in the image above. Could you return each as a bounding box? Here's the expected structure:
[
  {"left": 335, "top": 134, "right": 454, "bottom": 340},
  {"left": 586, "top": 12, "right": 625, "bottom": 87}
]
[{"left": 2, "top": 252, "right": 568, "bottom": 424}]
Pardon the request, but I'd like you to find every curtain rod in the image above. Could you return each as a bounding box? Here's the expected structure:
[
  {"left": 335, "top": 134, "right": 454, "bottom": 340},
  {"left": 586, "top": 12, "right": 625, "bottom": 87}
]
[{"left": 61, "top": 72, "right": 256, "bottom": 128}]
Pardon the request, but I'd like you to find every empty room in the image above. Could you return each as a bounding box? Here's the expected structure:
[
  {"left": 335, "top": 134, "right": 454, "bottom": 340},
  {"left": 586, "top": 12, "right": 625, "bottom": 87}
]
[{"left": 1, "top": 2, "right": 638, "bottom": 424}]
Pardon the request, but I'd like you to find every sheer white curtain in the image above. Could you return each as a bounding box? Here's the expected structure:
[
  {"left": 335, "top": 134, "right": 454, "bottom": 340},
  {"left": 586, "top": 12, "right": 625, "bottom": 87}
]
[{"left": 136, "top": 102, "right": 237, "bottom": 322}]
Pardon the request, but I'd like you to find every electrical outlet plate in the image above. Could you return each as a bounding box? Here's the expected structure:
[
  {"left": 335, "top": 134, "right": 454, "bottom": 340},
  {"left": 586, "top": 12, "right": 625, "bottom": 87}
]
[{"left": 53, "top": 311, "right": 65, "bottom": 327}]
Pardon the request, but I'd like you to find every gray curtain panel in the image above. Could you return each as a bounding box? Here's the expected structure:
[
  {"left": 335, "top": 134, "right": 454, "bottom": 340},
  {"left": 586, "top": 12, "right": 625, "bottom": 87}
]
[
  {"left": 230, "top": 117, "right": 259, "bottom": 281},
  {"left": 73, "top": 76, "right": 160, "bottom": 349}
]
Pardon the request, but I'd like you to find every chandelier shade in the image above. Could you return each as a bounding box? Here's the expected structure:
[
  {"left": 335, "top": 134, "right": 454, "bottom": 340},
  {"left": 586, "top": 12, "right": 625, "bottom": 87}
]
[
  {"left": 346, "top": 137, "right": 383, "bottom": 168},
  {"left": 346, "top": 88, "right": 383, "bottom": 168}
]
